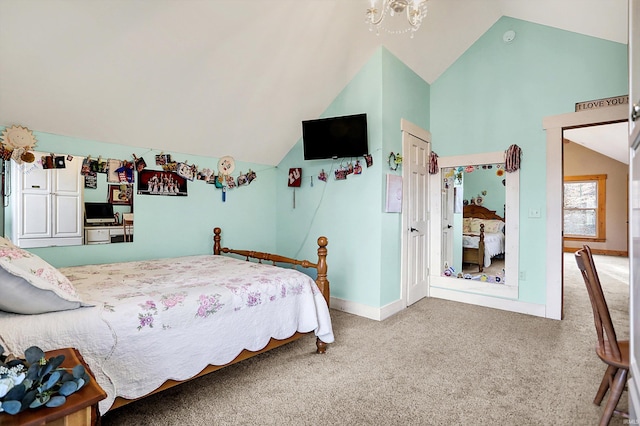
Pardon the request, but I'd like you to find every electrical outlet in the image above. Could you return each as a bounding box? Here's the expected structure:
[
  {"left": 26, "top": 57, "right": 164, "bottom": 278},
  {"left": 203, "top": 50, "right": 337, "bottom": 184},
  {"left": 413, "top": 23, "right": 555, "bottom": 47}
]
[
  {"left": 519, "top": 271, "right": 526, "bottom": 281},
  {"left": 528, "top": 208, "right": 541, "bottom": 218}
]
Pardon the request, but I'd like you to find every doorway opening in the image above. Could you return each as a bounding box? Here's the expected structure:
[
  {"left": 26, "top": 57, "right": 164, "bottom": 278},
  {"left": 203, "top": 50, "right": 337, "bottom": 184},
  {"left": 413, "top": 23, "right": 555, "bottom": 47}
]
[{"left": 543, "top": 104, "right": 628, "bottom": 319}]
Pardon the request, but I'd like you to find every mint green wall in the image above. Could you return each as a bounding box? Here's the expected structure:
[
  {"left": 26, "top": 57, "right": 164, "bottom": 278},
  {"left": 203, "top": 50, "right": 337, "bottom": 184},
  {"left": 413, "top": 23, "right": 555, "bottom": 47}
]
[
  {"left": 430, "top": 17, "right": 628, "bottom": 304},
  {"left": 380, "top": 50, "right": 430, "bottom": 305},
  {"left": 4, "top": 16, "right": 624, "bottom": 312},
  {"left": 2, "top": 129, "right": 278, "bottom": 267},
  {"left": 463, "top": 167, "right": 506, "bottom": 216},
  {"left": 275, "top": 47, "right": 429, "bottom": 308}
]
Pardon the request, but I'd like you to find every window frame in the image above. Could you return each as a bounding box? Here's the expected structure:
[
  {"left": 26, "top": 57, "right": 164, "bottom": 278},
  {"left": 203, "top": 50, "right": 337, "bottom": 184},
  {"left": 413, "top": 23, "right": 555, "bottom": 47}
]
[{"left": 563, "top": 174, "right": 606, "bottom": 242}]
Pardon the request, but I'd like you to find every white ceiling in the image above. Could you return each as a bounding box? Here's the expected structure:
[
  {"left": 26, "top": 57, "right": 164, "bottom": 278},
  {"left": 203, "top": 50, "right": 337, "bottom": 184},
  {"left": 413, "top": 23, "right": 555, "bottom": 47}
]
[
  {"left": 0, "top": 0, "right": 629, "bottom": 166},
  {"left": 565, "top": 122, "right": 629, "bottom": 165}
]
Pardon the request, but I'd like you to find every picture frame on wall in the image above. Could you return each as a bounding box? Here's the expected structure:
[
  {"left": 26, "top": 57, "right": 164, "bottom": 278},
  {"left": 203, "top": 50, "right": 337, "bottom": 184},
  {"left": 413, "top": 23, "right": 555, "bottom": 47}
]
[
  {"left": 109, "top": 184, "right": 133, "bottom": 205},
  {"left": 137, "top": 169, "right": 188, "bottom": 196}
]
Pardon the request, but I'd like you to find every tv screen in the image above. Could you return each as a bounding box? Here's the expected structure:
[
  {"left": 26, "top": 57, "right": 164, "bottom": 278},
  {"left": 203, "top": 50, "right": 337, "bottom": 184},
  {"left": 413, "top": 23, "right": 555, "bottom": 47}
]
[
  {"left": 302, "top": 113, "right": 368, "bottom": 160},
  {"left": 85, "top": 202, "right": 115, "bottom": 224}
]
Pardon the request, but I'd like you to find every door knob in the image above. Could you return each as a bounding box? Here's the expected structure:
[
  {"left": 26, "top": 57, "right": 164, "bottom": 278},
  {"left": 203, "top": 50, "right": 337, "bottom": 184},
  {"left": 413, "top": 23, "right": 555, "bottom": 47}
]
[
  {"left": 447, "top": 224, "right": 452, "bottom": 228},
  {"left": 410, "top": 227, "right": 418, "bottom": 232},
  {"left": 632, "top": 103, "right": 640, "bottom": 122}
]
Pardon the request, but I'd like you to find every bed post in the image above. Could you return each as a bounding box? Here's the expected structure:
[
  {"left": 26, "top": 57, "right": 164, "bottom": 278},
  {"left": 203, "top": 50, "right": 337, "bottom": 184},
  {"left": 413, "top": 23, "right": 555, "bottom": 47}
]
[
  {"left": 315, "top": 236, "right": 330, "bottom": 355},
  {"left": 315, "top": 236, "right": 329, "bottom": 307},
  {"left": 213, "top": 227, "right": 222, "bottom": 255}
]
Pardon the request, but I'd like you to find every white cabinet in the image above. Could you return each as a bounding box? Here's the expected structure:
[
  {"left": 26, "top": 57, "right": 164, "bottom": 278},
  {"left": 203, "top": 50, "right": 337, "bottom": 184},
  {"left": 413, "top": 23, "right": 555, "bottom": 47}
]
[
  {"left": 10, "top": 153, "right": 83, "bottom": 248},
  {"left": 84, "top": 225, "right": 133, "bottom": 244}
]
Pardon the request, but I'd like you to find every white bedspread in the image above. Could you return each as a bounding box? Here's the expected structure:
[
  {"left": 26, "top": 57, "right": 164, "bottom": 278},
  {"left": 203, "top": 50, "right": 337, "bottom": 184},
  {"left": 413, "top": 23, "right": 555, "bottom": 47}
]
[
  {"left": 0, "top": 255, "right": 334, "bottom": 412},
  {"left": 462, "top": 232, "right": 505, "bottom": 267}
]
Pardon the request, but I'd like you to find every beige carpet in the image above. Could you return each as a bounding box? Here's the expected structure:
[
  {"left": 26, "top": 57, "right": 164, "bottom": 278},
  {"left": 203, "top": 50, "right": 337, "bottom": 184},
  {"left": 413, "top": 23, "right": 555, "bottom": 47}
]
[{"left": 101, "top": 253, "right": 630, "bottom": 425}]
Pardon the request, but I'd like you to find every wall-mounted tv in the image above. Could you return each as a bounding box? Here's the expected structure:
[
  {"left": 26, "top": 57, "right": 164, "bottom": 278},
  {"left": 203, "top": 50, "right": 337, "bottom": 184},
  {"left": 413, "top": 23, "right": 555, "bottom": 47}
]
[
  {"left": 84, "top": 202, "right": 115, "bottom": 224},
  {"left": 302, "top": 113, "right": 368, "bottom": 160}
]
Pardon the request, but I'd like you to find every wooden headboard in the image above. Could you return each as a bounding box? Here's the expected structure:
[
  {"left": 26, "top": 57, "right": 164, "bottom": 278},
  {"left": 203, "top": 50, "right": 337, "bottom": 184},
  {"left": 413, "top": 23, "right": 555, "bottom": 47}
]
[{"left": 463, "top": 204, "right": 504, "bottom": 221}]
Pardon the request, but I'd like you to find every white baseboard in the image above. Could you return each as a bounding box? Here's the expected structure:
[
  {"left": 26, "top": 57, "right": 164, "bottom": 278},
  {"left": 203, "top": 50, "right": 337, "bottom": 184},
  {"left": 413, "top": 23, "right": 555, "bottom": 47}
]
[
  {"left": 330, "top": 297, "right": 405, "bottom": 321},
  {"left": 331, "top": 291, "right": 546, "bottom": 321},
  {"left": 429, "top": 287, "right": 547, "bottom": 318}
]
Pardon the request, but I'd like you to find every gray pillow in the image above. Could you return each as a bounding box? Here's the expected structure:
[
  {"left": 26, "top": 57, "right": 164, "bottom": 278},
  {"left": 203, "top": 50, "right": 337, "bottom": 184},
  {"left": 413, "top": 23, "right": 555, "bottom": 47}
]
[
  {"left": 0, "top": 267, "right": 82, "bottom": 314},
  {"left": 0, "top": 245, "right": 86, "bottom": 315}
]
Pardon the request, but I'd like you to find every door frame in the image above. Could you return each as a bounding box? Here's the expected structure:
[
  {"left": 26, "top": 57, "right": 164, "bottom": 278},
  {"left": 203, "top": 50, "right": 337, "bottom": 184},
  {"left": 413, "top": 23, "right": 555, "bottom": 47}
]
[
  {"left": 400, "top": 118, "right": 432, "bottom": 307},
  {"left": 543, "top": 104, "right": 627, "bottom": 320}
]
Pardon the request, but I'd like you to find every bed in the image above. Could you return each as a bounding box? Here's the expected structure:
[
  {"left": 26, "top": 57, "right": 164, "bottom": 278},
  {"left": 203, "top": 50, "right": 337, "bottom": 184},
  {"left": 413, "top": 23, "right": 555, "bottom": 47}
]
[
  {"left": 0, "top": 227, "right": 333, "bottom": 415},
  {"left": 462, "top": 204, "right": 506, "bottom": 272}
]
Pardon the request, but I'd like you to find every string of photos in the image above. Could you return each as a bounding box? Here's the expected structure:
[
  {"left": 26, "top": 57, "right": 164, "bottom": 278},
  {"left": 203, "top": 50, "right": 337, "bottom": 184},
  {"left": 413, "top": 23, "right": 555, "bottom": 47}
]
[
  {"left": 81, "top": 152, "right": 258, "bottom": 201},
  {"left": 321, "top": 154, "right": 374, "bottom": 182},
  {"left": 286, "top": 154, "right": 374, "bottom": 209},
  {"left": 0, "top": 125, "right": 258, "bottom": 202}
]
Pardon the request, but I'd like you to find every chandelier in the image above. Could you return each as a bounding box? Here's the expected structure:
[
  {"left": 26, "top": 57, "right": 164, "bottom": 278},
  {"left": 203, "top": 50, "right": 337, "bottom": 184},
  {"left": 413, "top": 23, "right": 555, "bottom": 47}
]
[{"left": 366, "top": 0, "right": 428, "bottom": 37}]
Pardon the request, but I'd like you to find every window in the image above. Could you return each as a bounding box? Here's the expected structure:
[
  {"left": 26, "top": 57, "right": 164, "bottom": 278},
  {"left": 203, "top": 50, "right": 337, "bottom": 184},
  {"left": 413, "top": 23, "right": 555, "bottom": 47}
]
[{"left": 563, "top": 174, "right": 606, "bottom": 241}]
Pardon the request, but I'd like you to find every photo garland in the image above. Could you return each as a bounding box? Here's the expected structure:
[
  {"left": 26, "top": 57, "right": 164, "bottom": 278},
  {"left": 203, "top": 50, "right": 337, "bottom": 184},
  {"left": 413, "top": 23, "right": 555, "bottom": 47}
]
[{"left": 37, "top": 148, "right": 260, "bottom": 201}]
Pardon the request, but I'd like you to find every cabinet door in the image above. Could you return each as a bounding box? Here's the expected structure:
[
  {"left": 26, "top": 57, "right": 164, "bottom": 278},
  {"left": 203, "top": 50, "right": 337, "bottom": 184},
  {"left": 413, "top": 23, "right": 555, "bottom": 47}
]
[
  {"left": 17, "top": 162, "right": 52, "bottom": 239},
  {"left": 52, "top": 158, "right": 83, "bottom": 238}
]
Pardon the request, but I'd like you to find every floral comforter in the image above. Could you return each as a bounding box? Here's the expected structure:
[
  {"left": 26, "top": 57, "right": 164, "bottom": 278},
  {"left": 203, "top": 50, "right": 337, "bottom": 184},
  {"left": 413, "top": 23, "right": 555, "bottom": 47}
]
[{"left": 0, "top": 255, "right": 334, "bottom": 412}]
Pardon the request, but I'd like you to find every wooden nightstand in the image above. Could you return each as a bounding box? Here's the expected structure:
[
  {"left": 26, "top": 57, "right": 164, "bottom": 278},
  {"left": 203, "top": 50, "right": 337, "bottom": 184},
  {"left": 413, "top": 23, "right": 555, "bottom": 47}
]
[{"left": 0, "top": 347, "right": 107, "bottom": 426}]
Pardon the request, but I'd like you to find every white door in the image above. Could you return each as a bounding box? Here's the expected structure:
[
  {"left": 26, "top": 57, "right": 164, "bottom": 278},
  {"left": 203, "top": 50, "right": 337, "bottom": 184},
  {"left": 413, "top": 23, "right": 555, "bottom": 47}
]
[
  {"left": 441, "top": 179, "right": 454, "bottom": 270},
  {"left": 402, "top": 119, "right": 431, "bottom": 306},
  {"left": 629, "top": 0, "right": 640, "bottom": 420}
]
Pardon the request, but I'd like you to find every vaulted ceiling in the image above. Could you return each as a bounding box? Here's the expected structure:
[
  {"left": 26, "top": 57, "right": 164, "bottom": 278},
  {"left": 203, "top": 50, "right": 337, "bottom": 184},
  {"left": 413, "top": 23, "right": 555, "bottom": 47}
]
[{"left": 0, "top": 0, "right": 628, "bottom": 166}]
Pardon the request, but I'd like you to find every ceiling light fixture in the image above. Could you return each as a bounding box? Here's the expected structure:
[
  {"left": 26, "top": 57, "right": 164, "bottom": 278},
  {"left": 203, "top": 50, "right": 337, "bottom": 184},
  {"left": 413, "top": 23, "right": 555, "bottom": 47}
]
[{"left": 366, "top": 0, "right": 428, "bottom": 37}]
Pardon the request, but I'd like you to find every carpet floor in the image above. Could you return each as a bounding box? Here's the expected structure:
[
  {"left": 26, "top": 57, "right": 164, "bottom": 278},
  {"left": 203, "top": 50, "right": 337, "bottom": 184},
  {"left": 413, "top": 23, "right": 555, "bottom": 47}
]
[{"left": 101, "top": 253, "right": 630, "bottom": 425}]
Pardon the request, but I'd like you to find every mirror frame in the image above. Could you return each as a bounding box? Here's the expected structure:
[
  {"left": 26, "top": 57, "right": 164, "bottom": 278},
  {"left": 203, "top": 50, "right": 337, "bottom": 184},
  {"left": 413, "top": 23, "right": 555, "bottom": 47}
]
[{"left": 429, "top": 151, "right": 519, "bottom": 299}]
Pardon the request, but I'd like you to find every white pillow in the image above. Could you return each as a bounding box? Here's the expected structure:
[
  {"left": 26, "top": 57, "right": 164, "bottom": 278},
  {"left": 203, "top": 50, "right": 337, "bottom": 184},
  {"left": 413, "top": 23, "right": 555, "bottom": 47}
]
[
  {"left": 0, "top": 246, "right": 86, "bottom": 314},
  {"left": 483, "top": 220, "right": 505, "bottom": 233},
  {"left": 468, "top": 218, "right": 483, "bottom": 233}
]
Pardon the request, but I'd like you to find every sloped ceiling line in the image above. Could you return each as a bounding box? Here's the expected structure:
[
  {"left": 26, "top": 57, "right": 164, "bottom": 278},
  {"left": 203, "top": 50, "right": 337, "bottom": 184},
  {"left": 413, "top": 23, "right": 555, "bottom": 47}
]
[{"left": 0, "top": 0, "right": 628, "bottom": 165}]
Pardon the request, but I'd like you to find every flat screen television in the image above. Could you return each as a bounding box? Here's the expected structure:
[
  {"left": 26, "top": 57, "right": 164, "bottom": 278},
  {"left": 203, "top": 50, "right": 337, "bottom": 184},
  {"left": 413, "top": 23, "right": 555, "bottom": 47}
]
[
  {"left": 85, "top": 202, "right": 115, "bottom": 225},
  {"left": 302, "top": 113, "right": 368, "bottom": 160}
]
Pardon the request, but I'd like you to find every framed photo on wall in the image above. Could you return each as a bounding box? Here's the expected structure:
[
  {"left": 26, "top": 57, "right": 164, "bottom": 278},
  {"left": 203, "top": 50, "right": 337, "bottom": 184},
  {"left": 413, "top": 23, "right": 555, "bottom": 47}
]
[
  {"left": 109, "top": 184, "right": 133, "bottom": 205},
  {"left": 137, "top": 169, "right": 188, "bottom": 196}
]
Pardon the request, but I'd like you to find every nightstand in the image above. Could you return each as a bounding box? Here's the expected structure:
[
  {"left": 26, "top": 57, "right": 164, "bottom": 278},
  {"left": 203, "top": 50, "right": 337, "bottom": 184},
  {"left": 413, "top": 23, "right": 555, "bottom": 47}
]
[{"left": 0, "top": 347, "right": 107, "bottom": 426}]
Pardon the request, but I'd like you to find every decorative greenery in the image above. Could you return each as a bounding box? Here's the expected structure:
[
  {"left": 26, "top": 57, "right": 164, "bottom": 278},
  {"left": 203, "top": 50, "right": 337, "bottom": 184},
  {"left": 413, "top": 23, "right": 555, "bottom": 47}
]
[{"left": 0, "top": 345, "right": 90, "bottom": 415}]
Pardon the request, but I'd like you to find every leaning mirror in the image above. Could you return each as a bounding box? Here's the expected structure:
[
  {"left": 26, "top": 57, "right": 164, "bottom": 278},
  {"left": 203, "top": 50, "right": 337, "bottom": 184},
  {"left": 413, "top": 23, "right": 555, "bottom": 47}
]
[
  {"left": 429, "top": 151, "right": 519, "bottom": 299},
  {"left": 441, "top": 164, "right": 506, "bottom": 281},
  {"left": 6, "top": 152, "right": 134, "bottom": 248}
]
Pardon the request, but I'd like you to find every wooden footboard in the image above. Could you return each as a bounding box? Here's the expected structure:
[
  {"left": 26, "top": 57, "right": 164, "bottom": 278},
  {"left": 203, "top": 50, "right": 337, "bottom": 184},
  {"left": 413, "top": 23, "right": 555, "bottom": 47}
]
[
  {"left": 213, "top": 227, "right": 330, "bottom": 307},
  {"left": 109, "top": 227, "right": 330, "bottom": 412},
  {"left": 213, "top": 227, "right": 330, "bottom": 354}
]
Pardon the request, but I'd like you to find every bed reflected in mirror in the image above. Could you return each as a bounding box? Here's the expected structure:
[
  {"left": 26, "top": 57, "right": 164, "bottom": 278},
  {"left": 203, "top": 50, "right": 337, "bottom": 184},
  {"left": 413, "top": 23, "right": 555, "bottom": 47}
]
[
  {"left": 441, "top": 164, "right": 506, "bottom": 284},
  {"left": 429, "top": 151, "right": 519, "bottom": 299}
]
